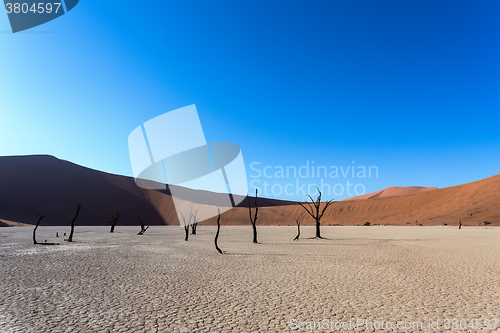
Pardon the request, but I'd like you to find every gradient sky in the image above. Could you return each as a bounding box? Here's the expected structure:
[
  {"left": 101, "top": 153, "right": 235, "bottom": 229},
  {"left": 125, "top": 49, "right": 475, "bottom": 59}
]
[{"left": 1, "top": 0, "right": 499, "bottom": 201}]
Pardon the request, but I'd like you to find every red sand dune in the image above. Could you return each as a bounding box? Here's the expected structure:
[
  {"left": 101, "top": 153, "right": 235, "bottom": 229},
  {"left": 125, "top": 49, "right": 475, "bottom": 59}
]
[
  {"left": 0, "top": 155, "right": 498, "bottom": 227},
  {"left": 342, "top": 186, "right": 437, "bottom": 201},
  {"left": 211, "top": 176, "right": 500, "bottom": 226}
]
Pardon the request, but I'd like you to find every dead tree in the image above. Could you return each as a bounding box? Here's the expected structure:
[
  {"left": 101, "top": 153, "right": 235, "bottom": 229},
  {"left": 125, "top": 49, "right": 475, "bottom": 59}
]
[
  {"left": 106, "top": 212, "right": 120, "bottom": 233},
  {"left": 299, "top": 187, "right": 334, "bottom": 239},
  {"left": 459, "top": 219, "right": 462, "bottom": 229},
  {"left": 33, "top": 214, "right": 45, "bottom": 245},
  {"left": 66, "top": 202, "right": 82, "bottom": 242},
  {"left": 248, "top": 189, "right": 259, "bottom": 244},
  {"left": 191, "top": 211, "right": 198, "bottom": 235},
  {"left": 214, "top": 208, "right": 223, "bottom": 254},
  {"left": 137, "top": 217, "right": 149, "bottom": 235},
  {"left": 181, "top": 213, "right": 191, "bottom": 241},
  {"left": 293, "top": 220, "right": 301, "bottom": 241}
]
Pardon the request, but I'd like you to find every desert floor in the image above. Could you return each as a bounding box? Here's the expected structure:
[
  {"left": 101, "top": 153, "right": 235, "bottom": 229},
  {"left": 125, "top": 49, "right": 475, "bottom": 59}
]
[{"left": 1, "top": 226, "right": 499, "bottom": 333}]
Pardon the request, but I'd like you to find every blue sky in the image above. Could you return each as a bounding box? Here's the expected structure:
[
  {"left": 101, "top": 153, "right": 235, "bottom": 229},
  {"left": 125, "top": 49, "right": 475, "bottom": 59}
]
[{"left": 1, "top": 0, "right": 499, "bottom": 201}]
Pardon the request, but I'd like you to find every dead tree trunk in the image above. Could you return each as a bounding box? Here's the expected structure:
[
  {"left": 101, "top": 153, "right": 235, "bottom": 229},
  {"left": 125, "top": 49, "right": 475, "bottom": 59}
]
[
  {"left": 137, "top": 217, "right": 149, "bottom": 235},
  {"left": 66, "top": 202, "right": 82, "bottom": 242},
  {"left": 459, "top": 219, "right": 462, "bottom": 229},
  {"left": 33, "top": 214, "right": 45, "bottom": 245},
  {"left": 248, "top": 189, "right": 259, "bottom": 244},
  {"left": 106, "top": 212, "right": 120, "bottom": 233},
  {"left": 293, "top": 220, "right": 301, "bottom": 241},
  {"left": 298, "top": 186, "right": 334, "bottom": 239},
  {"left": 191, "top": 211, "right": 198, "bottom": 235},
  {"left": 181, "top": 213, "right": 191, "bottom": 241},
  {"left": 214, "top": 208, "right": 223, "bottom": 254}
]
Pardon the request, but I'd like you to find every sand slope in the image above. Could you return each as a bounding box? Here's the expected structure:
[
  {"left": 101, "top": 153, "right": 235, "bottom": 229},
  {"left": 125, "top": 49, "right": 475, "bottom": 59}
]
[
  {"left": 342, "top": 186, "right": 437, "bottom": 201},
  {"left": 210, "top": 173, "right": 500, "bottom": 226},
  {"left": 0, "top": 155, "right": 499, "bottom": 226},
  {"left": 0, "top": 155, "right": 294, "bottom": 226}
]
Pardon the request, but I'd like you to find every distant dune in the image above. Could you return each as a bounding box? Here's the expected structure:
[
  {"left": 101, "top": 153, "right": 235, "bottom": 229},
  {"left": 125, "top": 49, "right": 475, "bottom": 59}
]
[
  {"left": 211, "top": 175, "right": 500, "bottom": 226},
  {"left": 342, "top": 186, "right": 437, "bottom": 201},
  {"left": 0, "top": 219, "right": 32, "bottom": 227},
  {"left": 0, "top": 155, "right": 498, "bottom": 227}
]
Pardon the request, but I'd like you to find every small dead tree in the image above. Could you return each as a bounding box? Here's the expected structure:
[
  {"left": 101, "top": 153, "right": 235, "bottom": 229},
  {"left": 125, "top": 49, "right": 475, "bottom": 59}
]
[
  {"left": 106, "top": 212, "right": 120, "bottom": 233},
  {"left": 459, "top": 219, "right": 462, "bottom": 229},
  {"left": 293, "top": 220, "right": 301, "bottom": 241},
  {"left": 191, "top": 211, "right": 198, "bottom": 235},
  {"left": 66, "top": 202, "right": 82, "bottom": 242},
  {"left": 181, "top": 213, "right": 191, "bottom": 241},
  {"left": 137, "top": 217, "right": 149, "bottom": 235},
  {"left": 33, "top": 213, "right": 45, "bottom": 245},
  {"left": 248, "top": 189, "right": 259, "bottom": 244},
  {"left": 214, "top": 208, "right": 223, "bottom": 254},
  {"left": 299, "top": 187, "right": 334, "bottom": 239}
]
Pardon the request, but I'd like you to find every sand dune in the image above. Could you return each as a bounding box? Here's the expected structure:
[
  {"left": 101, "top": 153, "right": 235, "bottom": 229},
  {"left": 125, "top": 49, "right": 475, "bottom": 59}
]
[
  {"left": 211, "top": 174, "right": 500, "bottom": 226},
  {"left": 0, "top": 155, "right": 173, "bottom": 226},
  {"left": 0, "top": 155, "right": 499, "bottom": 227},
  {"left": 0, "top": 155, "right": 294, "bottom": 227},
  {"left": 342, "top": 186, "right": 437, "bottom": 201},
  {"left": 0, "top": 219, "right": 33, "bottom": 227}
]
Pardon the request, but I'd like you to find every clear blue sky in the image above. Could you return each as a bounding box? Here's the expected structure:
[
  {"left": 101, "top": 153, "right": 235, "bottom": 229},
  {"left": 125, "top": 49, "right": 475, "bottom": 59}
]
[{"left": 1, "top": 0, "right": 499, "bottom": 201}]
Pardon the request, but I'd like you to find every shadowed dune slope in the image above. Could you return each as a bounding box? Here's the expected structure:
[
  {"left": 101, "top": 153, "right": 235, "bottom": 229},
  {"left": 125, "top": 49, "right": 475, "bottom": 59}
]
[
  {"left": 0, "top": 155, "right": 176, "bottom": 226},
  {"left": 0, "top": 155, "right": 499, "bottom": 226},
  {"left": 0, "top": 155, "right": 295, "bottom": 226}
]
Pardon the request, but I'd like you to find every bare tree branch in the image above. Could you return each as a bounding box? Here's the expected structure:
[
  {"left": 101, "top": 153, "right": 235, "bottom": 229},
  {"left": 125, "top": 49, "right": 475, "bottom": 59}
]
[
  {"left": 297, "top": 187, "right": 334, "bottom": 239},
  {"left": 66, "top": 202, "right": 81, "bottom": 242},
  {"left": 319, "top": 200, "right": 335, "bottom": 220},
  {"left": 191, "top": 211, "right": 198, "bottom": 235},
  {"left": 298, "top": 202, "right": 315, "bottom": 219},
  {"left": 33, "top": 213, "right": 45, "bottom": 245},
  {"left": 214, "top": 207, "right": 223, "bottom": 254},
  {"left": 137, "top": 217, "right": 149, "bottom": 235},
  {"left": 293, "top": 220, "right": 301, "bottom": 241},
  {"left": 248, "top": 189, "right": 259, "bottom": 243},
  {"left": 181, "top": 212, "right": 191, "bottom": 241},
  {"left": 106, "top": 212, "right": 120, "bottom": 233}
]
